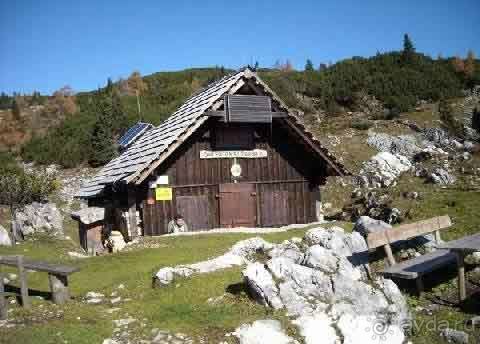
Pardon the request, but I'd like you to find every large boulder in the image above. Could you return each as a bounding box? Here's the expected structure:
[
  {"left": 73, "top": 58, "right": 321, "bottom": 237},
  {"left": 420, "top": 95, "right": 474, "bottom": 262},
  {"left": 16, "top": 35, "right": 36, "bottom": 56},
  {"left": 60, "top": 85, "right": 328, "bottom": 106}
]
[
  {"left": 0, "top": 224, "right": 12, "bottom": 246},
  {"left": 14, "top": 202, "right": 63, "bottom": 237},
  {"left": 359, "top": 152, "right": 412, "bottom": 187},
  {"left": 240, "top": 225, "right": 410, "bottom": 344}
]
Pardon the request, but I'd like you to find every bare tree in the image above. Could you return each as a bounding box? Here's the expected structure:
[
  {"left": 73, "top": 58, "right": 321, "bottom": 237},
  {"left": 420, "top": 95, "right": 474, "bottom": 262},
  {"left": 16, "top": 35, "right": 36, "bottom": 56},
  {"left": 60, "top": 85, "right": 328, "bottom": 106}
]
[{"left": 127, "top": 71, "right": 148, "bottom": 119}]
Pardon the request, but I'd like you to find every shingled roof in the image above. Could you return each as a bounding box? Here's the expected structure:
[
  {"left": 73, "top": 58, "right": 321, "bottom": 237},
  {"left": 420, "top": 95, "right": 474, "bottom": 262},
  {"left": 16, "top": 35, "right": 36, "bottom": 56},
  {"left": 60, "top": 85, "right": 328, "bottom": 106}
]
[{"left": 77, "top": 67, "right": 346, "bottom": 198}]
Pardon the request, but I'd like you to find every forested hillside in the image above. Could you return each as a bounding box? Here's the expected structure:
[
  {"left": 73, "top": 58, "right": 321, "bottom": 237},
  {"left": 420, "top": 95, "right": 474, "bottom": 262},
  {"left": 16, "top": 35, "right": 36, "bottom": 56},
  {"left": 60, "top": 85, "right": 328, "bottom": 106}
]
[{"left": 2, "top": 36, "right": 479, "bottom": 168}]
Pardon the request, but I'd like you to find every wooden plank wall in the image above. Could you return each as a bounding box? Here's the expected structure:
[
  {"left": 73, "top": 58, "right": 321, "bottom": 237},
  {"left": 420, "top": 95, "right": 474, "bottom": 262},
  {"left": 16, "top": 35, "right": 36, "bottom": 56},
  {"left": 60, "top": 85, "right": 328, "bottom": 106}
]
[{"left": 141, "top": 120, "right": 324, "bottom": 235}]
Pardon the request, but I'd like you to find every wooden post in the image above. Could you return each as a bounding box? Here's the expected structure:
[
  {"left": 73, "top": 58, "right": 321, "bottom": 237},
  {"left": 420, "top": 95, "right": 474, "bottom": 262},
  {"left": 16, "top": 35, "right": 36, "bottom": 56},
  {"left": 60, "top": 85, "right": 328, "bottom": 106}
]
[
  {"left": 48, "top": 274, "right": 69, "bottom": 305},
  {"left": 456, "top": 251, "right": 467, "bottom": 302},
  {"left": 0, "top": 274, "right": 7, "bottom": 320},
  {"left": 16, "top": 255, "right": 29, "bottom": 308},
  {"left": 127, "top": 187, "right": 138, "bottom": 239},
  {"left": 383, "top": 244, "right": 396, "bottom": 266},
  {"left": 415, "top": 277, "right": 424, "bottom": 297}
]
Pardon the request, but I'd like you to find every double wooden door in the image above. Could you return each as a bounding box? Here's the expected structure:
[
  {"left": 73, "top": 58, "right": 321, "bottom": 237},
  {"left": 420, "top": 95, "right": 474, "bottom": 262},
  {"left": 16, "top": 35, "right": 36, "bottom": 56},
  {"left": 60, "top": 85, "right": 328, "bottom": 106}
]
[{"left": 219, "top": 183, "right": 256, "bottom": 227}]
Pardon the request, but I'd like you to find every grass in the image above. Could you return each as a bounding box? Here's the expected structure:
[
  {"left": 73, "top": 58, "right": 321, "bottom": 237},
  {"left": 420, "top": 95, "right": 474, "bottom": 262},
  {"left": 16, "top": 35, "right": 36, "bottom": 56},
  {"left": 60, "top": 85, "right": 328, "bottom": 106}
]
[{"left": 0, "top": 226, "right": 320, "bottom": 344}]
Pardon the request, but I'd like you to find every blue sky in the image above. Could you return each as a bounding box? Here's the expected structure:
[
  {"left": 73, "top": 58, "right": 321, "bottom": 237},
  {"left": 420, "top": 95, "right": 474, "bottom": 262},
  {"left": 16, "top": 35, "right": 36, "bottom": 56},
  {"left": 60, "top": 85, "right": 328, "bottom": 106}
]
[{"left": 1, "top": 0, "right": 479, "bottom": 94}]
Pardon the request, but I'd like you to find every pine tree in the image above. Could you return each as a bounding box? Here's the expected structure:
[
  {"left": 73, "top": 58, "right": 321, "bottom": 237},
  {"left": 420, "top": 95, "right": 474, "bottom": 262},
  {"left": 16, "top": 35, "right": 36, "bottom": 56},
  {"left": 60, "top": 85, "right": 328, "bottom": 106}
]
[
  {"left": 111, "top": 89, "right": 127, "bottom": 134},
  {"left": 402, "top": 34, "right": 415, "bottom": 63},
  {"left": 90, "top": 95, "right": 117, "bottom": 167},
  {"left": 11, "top": 98, "right": 21, "bottom": 120},
  {"left": 472, "top": 107, "right": 480, "bottom": 135},
  {"left": 305, "top": 59, "right": 314, "bottom": 72}
]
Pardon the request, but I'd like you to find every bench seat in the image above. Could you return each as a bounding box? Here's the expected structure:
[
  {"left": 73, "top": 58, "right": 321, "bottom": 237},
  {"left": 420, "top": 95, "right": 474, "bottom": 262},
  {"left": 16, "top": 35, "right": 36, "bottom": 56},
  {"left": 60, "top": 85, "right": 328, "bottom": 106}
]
[
  {"left": 381, "top": 249, "right": 456, "bottom": 280},
  {"left": 0, "top": 256, "right": 79, "bottom": 276},
  {"left": 0, "top": 256, "right": 80, "bottom": 305}
]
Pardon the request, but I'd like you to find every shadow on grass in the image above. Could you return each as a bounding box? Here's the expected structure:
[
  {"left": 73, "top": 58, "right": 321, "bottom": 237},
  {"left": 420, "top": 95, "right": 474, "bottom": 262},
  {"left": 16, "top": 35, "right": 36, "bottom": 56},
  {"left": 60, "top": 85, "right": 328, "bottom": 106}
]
[
  {"left": 226, "top": 281, "right": 250, "bottom": 296},
  {"left": 4, "top": 284, "right": 54, "bottom": 305}
]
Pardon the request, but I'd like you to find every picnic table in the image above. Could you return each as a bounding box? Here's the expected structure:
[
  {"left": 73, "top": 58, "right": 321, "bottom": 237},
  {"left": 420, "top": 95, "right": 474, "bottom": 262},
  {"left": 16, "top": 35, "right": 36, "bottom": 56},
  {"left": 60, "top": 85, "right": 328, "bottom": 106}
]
[{"left": 438, "top": 232, "right": 480, "bottom": 302}]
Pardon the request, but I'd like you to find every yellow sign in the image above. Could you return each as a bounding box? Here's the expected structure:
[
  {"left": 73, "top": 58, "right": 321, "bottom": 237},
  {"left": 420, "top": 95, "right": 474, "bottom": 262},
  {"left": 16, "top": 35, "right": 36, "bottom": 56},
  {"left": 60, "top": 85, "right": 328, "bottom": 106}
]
[{"left": 155, "top": 187, "right": 172, "bottom": 201}]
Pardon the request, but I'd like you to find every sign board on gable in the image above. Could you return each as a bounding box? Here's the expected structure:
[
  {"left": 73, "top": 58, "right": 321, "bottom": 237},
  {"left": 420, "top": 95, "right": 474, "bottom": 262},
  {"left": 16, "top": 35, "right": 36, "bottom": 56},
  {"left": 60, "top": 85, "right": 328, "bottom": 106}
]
[
  {"left": 155, "top": 187, "right": 172, "bottom": 201},
  {"left": 199, "top": 149, "right": 267, "bottom": 159}
]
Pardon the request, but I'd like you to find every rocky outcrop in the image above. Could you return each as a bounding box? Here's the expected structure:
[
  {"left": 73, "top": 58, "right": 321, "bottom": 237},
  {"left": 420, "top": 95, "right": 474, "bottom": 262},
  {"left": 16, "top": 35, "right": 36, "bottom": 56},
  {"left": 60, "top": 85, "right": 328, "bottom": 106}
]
[
  {"left": 0, "top": 224, "right": 12, "bottom": 246},
  {"left": 428, "top": 168, "right": 456, "bottom": 185},
  {"left": 367, "top": 132, "right": 422, "bottom": 157},
  {"left": 240, "top": 226, "right": 410, "bottom": 344},
  {"left": 154, "top": 237, "right": 274, "bottom": 286},
  {"left": 359, "top": 152, "right": 412, "bottom": 187},
  {"left": 14, "top": 202, "right": 63, "bottom": 237}
]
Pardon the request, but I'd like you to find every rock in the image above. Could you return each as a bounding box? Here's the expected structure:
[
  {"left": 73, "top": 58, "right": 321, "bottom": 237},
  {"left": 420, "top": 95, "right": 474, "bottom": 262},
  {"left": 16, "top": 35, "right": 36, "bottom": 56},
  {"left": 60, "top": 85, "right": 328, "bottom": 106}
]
[
  {"left": 71, "top": 207, "right": 105, "bottom": 225},
  {"left": 14, "top": 202, "right": 63, "bottom": 237},
  {"left": 464, "top": 141, "right": 474, "bottom": 152},
  {"left": 387, "top": 208, "right": 401, "bottom": 224},
  {"left": 465, "top": 315, "right": 480, "bottom": 328},
  {"left": 337, "top": 313, "right": 405, "bottom": 344},
  {"left": 359, "top": 152, "right": 412, "bottom": 187},
  {"left": 154, "top": 237, "right": 274, "bottom": 286},
  {"left": 85, "top": 291, "right": 104, "bottom": 298},
  {"left": 303, "top": 245, "right": 338, "bottom": 273},
  {"left": 0, "top": 224, "right": 12, "bottom": 246},
  {"left": 428, "top": 168, "right": 456, "bottom": 185},
  {"left": 439, "top": 328, "right": 469, "bottom": 344},
  {"left": 113, "top": 317, "right": 136, "bottom": 327},
  {"left": 353, "top": 216, "right": 392, "bottom": 237},
  {"left": 240, "top": 226, "right": 410, "bottom": 342},
  {"left": 292, "top": 313, "right": 338, "bottom": 344},
  {"left": 367, "top": 133, "right": 422, "bottom": 157},
  {"left": 110, "top": 297, "right": 122, "bottom": 304},
  {"left": 465, "top": 251, "right": 480, "bottom": 265},
  {"left": 102, "top": 339, "right": 119, "bottom": 344},
  {"left": 423, "top": 127, "right": 451, "bottom": 147},
  {"left": 108, "top": 231, "right": 126, "bottom": 252},
  {"left": 268, "top": 240, "right": 304, "bottom": 263},
  {"left": 68, "top": 251, "right": 90, "bottom": 259},
  {"left": 85, "top": 291, "right": 105, "bottom": 304},
  {"left": 451, "top": 139, "right": 464, "bottom": 150},
  {"left": 233, "top": 320, "right": 297, "bottom": 344},
  {"left": 242, "top": 263, "right": 283, "bottom": 309}
]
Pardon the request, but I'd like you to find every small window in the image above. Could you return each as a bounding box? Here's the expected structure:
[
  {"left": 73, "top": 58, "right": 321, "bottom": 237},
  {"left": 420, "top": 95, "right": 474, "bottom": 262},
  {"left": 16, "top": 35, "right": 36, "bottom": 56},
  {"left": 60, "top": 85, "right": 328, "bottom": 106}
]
[{"left": 215, "top": 124, "right": 254, "bottom": 150}]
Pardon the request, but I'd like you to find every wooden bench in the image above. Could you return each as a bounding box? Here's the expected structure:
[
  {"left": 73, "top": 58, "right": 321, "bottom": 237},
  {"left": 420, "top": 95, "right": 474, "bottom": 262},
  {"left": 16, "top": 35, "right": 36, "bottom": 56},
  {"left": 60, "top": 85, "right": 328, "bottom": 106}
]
[
  {"left": 366, "top": 215, "right": 456, "bottom": 294},
  {"left": 0, "top": 255, "right": 80, "bottom": 306}
]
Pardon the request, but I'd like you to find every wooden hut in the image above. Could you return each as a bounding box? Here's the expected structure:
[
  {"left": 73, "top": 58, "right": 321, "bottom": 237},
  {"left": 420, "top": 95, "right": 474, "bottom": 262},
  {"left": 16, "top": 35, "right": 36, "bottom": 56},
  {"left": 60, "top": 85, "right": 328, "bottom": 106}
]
[{"left": 77, "top": 67, "right": 347, "bottom": 237}]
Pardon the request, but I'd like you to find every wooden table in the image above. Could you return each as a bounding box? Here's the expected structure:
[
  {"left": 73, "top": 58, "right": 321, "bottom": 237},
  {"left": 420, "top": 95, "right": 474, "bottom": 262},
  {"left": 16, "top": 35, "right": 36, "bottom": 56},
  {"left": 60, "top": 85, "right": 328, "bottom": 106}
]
[{"left": 438, "top": 233, "right": 480, "bottom": 302}]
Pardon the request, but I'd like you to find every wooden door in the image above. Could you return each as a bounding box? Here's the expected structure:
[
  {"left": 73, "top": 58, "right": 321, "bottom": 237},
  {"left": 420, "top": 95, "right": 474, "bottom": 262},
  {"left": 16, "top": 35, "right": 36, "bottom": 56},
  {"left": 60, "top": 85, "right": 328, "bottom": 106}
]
[
  {"left": 261, "top": 190, "right": 289, "bottom": 227},
  {"left": 176, "top": 195, "right": 210, "bottom": 231},
  {"left": 219, "top": 183, "right": 256, "bottom": 227}
]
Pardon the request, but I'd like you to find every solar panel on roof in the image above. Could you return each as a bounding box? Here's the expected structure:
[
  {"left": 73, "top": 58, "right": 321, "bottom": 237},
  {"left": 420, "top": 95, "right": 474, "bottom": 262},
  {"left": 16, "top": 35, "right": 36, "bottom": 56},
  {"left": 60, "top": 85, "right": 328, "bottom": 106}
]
[{"left": 117, "top": 122, "right": 153, "bottom": 149}]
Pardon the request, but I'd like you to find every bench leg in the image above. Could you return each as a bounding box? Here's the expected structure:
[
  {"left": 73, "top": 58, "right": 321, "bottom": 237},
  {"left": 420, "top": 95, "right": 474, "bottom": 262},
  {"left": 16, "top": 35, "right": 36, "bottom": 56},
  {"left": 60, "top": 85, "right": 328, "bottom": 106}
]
[
  {"left": 456, "top": 252, "right": 467, "bottom": 302},
  {"left": 48, "top": 274, "right": 70, "bottom": 305},
  {"left": 0, "top": 276, "right": 7, "bottom": 320},
  {"left": 17, "top": 256, "right": 30, "bottom": 308},
  {"left": 415, "top": 277, "right": 424, "bottom": 297}
]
